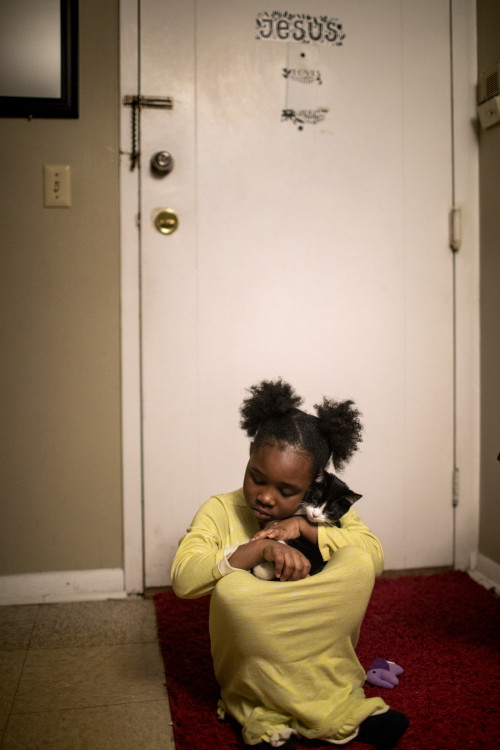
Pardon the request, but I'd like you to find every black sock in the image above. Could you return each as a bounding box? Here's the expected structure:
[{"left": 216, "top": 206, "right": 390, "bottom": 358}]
[{"left": 357, "top": 709, "right": 409, "bottom": 750}]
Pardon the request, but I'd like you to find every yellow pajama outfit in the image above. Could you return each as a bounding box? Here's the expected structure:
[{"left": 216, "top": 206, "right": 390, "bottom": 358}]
[{"left": 171, "top": 488, "right": 388, "bottom": 747}]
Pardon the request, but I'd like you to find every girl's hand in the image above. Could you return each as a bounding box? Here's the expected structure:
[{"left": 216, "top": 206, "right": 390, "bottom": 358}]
[
  {"left": 227, "top": 537, "right": 310, "bottom": 581},
  {"left": 250, "top": 516, "right": 303, "bottom": 542},
  {"left": 262, "top": 539, "right": 311, "bottom": 581}
]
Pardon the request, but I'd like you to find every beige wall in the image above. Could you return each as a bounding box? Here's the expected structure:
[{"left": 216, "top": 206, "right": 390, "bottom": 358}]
[
  {"left": 0, "top": 0, "right": 122, "bottom": 575},
  {"left": 477, "top": 0, "right": 500, "bottom": 566}
]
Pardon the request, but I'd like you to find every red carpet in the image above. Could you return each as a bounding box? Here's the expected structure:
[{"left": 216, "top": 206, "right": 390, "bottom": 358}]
[{"left": 154, "top": 571, "right": 500, "bottom": 749}]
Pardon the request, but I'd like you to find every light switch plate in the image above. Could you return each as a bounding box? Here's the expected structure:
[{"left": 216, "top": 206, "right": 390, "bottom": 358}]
[{"left": 44, "top": 165, "right": 71, "bottom": 207}]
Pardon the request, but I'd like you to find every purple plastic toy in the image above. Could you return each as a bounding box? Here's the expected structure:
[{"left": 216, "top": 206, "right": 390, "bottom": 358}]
[{"left": 365, "top": 658, "right": 404, "bottom": 688}]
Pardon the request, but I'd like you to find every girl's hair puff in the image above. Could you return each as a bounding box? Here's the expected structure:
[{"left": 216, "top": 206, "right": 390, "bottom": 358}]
[
  {"left": 239, "top": 378, "right": 302, "bottom": 437},
  {"left": 239, "top": 378, "right": 363, "bottom": 475},
  {"left": 314, "top": 397, "right": 363, "bottom": 472}
]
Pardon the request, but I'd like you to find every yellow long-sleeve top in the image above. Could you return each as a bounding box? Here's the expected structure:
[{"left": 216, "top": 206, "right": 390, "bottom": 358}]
[
  {"left": 171, "top": 487, "right": 384, "bottom": 598},
  {"left": 171, "top": 489, "right": 388, "bottom": 747}
]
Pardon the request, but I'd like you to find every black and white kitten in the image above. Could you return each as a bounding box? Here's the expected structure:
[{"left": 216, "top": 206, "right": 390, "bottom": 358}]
[{"left": 252, "top": 471, "right": 362, "bottom": 580}]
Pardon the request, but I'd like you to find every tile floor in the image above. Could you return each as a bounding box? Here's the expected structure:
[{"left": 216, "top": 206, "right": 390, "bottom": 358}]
[{"left": 0, "top": 598, "right": 175, "bottom": 749}]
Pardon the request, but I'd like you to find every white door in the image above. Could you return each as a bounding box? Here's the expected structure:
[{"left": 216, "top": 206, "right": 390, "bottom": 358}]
[{"left": 121, "top": 0, "right": 477, "bottom": 588}]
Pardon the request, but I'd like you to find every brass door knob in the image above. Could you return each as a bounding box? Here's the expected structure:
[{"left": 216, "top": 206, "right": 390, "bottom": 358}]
[{"left": 154, "top": 208, "right": 179, "bottom": 235}]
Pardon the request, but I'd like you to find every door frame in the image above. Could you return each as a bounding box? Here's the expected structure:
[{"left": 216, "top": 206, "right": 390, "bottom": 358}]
[
  {"left": 120, "top": 0, "right": 144, "bottom": 594},
  {"left": 118, "top": 0, "right": 480, "bottom": 594}
]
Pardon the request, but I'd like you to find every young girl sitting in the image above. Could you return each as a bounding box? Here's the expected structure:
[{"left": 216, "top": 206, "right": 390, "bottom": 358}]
[{"left": 171, "top": 379, "right": 409, "bottom": 750}]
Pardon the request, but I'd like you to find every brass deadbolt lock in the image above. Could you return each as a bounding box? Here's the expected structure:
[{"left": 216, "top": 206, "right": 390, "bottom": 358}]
[{"left": 154, "top": 208, "right": 179, "bottom": 235}]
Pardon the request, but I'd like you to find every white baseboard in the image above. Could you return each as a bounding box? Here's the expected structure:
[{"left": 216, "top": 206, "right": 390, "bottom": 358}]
[
  {"left": 468, "top": 552, "right": 500, "bottom": 594},
  {"left": 0, "top": 569, "right": 126, "bottom": 606}
]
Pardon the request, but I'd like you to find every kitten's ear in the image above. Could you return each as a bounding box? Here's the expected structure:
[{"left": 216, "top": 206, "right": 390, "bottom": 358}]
[
  {"left": 314, "top": 468, "right": 325, "bottom": 484},
  {"left": 306, "top": 469, "right": 326, "bottom": 501},
  {"left": 346, "top": 491, "right": 362, "bottom": 506}
]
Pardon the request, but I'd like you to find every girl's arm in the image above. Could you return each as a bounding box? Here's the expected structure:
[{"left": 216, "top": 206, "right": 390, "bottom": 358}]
[
  {"left": 319, "top": 507, "right": 385, "bottom": 575},
  {"left": 249, "top": 516, "right": 318, "bottom": 544},
  {"left": 171, "top": 495, "right": 311, "bottom": 598},
  {"left": 227, "top": 537, "right": 310, "bottom": 581},
  {"left": 244, "top": 509, "right": 383, "bottom": 575},
  {"left": 171, "top": 495, "right": 240, "bottom": 598},
  {"left": 171, "top": 522, "right": 225, "bottom": 598}
]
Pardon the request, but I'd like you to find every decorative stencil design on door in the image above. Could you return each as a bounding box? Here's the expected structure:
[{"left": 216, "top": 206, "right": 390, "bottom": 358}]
[{"left": 255, "top": 11, "right": 346, "bottom": 45}]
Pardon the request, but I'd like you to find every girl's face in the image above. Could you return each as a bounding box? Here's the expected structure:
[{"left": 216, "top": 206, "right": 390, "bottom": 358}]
[{"left": 243, "top": 442, "right": 314, "bottom": 526}]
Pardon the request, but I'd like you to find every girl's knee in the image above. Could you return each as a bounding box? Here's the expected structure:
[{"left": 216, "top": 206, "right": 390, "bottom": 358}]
[
  {"left": 323, "top": 546, "right": 376, "bottom": 590},
  {"left": 210, "top": 570, "right": 261, "bottom": 627}
]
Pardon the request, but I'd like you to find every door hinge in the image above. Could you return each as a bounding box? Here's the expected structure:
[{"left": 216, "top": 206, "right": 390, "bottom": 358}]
[
  {"left": 123, "top": 95, "right": 174, "bottom": 109},
  {"left": 449, "top": 207, "right": 461, "bottom": 252},
  {"left": 452, "top": 467, "right": 459, "bottom": 508}
]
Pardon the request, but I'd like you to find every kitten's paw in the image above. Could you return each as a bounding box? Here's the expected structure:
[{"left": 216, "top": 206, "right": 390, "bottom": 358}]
[{"left": 252, "top": 561, "right": 276, "bottom": 580}]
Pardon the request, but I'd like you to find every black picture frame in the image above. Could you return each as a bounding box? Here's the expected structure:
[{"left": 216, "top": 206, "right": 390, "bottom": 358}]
[{"left": 0, "top": 0, "right": 79, "bottom": 119}]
